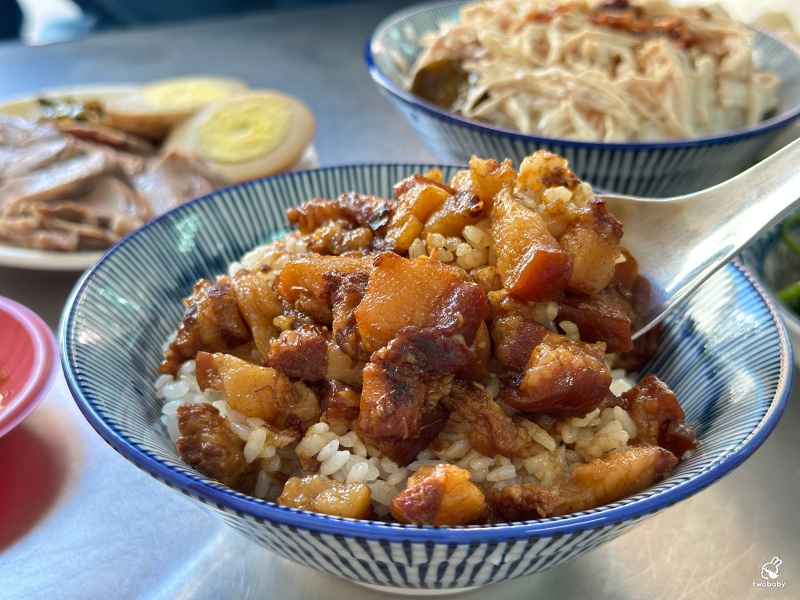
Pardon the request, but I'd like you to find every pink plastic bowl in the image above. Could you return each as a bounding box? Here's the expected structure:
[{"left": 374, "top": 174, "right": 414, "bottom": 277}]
[{"left": 0, "top": 297, "right": 58, "bottom": 438}]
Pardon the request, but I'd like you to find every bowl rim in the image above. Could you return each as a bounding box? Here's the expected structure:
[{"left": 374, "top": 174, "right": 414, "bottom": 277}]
[
  {"left": 0, "top": 297, "right": 59, "bottom": 438},
  {"left": 365, "top": 0, "right": 800, "bottom": 151},
  {"left": 740, "top": 223, "right": 800, "bottom": 333},
  {"left": 61, "top": 164, "right": 794, "bottom": 543}
]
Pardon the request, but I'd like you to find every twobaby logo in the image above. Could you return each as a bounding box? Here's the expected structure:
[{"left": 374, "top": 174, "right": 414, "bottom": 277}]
[{"left": 753, "top": 557, "right": 786, "bottom": 589}]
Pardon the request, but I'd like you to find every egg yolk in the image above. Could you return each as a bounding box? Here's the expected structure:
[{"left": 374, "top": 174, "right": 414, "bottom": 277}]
[
  {"left": 143, "top": 81, "right": 233, "bottom": 110},
  {"left": 198, "top": 96, "right": 291, "bottom": 164}
]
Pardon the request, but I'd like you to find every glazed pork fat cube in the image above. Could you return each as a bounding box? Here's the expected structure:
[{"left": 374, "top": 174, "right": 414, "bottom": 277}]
[
  {"left": 286, "top": 191, "right": 394, "bottom": 234},
  {"left": 559, "top": 199, "right": 623, "bottom": 296},
  {"left": 274, "top": 254, "right": 372, "bottom": 324},
  {"left": 354, "top": 252, "right": 489, "bottom": 353},
  {"left": 619, "top": 374, "right": 697, "bottom": 456},
  {"left": 421, "top": 190, "right": 485, "bottom": 237},
  {"left": 386, "top": 174, "right": 453, "bottom": 251},
  {"left": 229, "top": 268, "right": 282, "bottom": 360},
  {"left": 448, "top": 156, "right": 516, "bottom": 208},
  {"left": 267, "top": 325, "right": 329, "bottom": 382},
  {"left": 505, "top": 331, "right": 611, "bottom": 417},
  {"left": 491, "top": 189, "right": 573, "bottom": 302},
  {"left": 557, "top": 286, "right": 635, "bottom": 353},
  {"left": 391, "top": 464, "right": 487, "bottom": 526},
  {"left": 195, "top": 351, "right": 319, "bottom": 437},
  {"left": 176, "top": 403, "right": 257, "bottom": 492},
  {"left": 278, "top": 474, "right": 372, "bottom": 519},
  {"left": 159, "top": 275, "right": 251, "bottom": 376},
  {"left": 274, "top": 254, "right": 372, "bottom": 305}
]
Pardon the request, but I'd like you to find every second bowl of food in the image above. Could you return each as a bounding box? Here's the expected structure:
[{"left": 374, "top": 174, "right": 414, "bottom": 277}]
[
  {"left": 62, "top": 154, "right": 791, "bottom": 592},
  {"left": 366, "top": 0, "right": 800, "bottom": 196}
]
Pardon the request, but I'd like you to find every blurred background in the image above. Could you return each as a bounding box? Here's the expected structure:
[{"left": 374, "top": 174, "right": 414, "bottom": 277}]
[
  {"left": 6, "top": 0, "right": 406, "bottom": 44},
  {"left": 6, "top": 0, "right": 799, "bottom": 46}
]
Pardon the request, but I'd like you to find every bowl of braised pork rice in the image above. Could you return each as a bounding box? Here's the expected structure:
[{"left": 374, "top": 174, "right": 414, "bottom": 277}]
[{"left": 62, "top": 153, "right": 791, "bottom": 592}]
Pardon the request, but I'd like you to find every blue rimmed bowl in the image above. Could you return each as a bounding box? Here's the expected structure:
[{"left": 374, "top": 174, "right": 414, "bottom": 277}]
[
  {"left": 61, "top": 164, "right": 792, "bottom": 593},
  {"left": 742, "top": 210, "right": 800, "bottom": 368},
  {"left": 366, "top": 0, "right": 800, "bottom": 197}
]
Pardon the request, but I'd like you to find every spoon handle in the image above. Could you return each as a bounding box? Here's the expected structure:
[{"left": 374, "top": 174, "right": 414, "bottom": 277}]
[
  {"left": 688, "top": 135, "right": 800, "bottom": 258},
  {"left": 603, "top": 136, "right": 800, "bottom": 339}
]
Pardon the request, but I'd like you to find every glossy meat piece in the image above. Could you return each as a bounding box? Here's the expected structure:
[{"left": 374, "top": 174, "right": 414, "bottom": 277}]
[
  {"left": 229, "top": 269, "right": 283, "bottom": 361},
  {"left": 197, "top": 352, "right": 320, "bottom": 438},
  {"left": 620, "top": 374, "right": 697, "bottom": 456},
  {"left": 275, "top": 254, "right": 372, "bottom": 305},
  {"left": 491, "top": 314, "right": 549, "bottom": 373},
  {"left": 391, "top": 464, "right": 487, "bottom": 526},
  {"left": 319, "top": 379, "right": 361, "bottom": 429},
  {"left": 324, "top": 342, "right": 366, "bottom": 388},
  {"left": 278, "top": 474, "right": 372, "bottom": 519},
  {"left": 267, "top": 325, "right": 329, "bottom": 382},
  {"left": 441, "top": 381, "right": 527, "bottom": 459},
  {"left": 386, "top": 174, "right": 453, "bottom": 251},
  {"left": 354, "top": 252, "right": 489, "bottom": 353},
  {"left": 460, "top": 156, "right": 516, "bottom": 209},
  {"left": 557, "top": 286, "right": 634, "bottom": 353},
  {"left": 506, "top": 331, "right": 611, "bottom": 417},
  {"left": 491, "top": 443, "right": 677, "bottom": 520},
  {"left": 355, "top": 348, "right": 429, "bottom": 440},
  {"left": 392, "top": 326, "right": 476, "bottom": 377},
  {"left": 491, "top": 188, "right": 573, "bottom": 302},
  {"left": 286, "top": 191, "right": 394, "bottom": 234},
  {"left": 357, "top": 326, "right": 473, "bottom": 439},
  {"left": 305, "top": 222, "right": 373, "bottom": 255},
  {"left": 364, "top": 402, "right": 450, "bottom": 466},
  {"left": 328, "top": 270, "right": 371, "bottom": 362},
  {"left": 176, "top": 402, "right": 257, "bottom": 493},
  {"left": 421, "top": 190, "right": 485, "bottom": 237},
  {"left": 559, "top": 198, "right": 623, "bottom": 296},
  {"left": 610, "top": 323, "right": 661, "bottom": 372},
  {"left": 159, "top": 276, "right": 252, "bottom": 376}
]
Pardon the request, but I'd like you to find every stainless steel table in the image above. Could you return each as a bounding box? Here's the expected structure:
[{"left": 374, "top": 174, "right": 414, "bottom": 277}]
[{"left": 0, "top": 2, "right": 798, "bottom": 598}]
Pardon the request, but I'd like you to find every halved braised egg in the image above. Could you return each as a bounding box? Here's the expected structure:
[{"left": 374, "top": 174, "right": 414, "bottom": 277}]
[
  {"left": 105, "top": 76, "right": 249, "bottom": 141},
  {"left": 164, "top": 91, "right": 315, "bottom": 183}
]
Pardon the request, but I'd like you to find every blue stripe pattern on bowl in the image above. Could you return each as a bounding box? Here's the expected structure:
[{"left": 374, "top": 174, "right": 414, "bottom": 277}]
[{"left": 62, "top": 165, "right": 793, "bottom": 590}]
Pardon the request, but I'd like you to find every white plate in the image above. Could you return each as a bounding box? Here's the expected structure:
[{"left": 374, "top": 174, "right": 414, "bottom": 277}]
[
  {"left": 0, "top": 85, "right": 319, "bottom": 272},
  {"left": 0, "top": 84, "right": 139, "bottom": 119},
  {"left": 0, "top": 245, "right": 104, "bottom": 271}
]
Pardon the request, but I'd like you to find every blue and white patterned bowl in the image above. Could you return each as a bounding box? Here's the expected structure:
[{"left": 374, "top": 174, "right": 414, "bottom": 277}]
[
  {"left": 61, "top": 165, "right": 792, "bottom": 593},
  {"left": 365, "top": 0, "right": 800, "bottom": 197},
  {"left": 741, "top": 212, "right": 800, "bottom": 368}
]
